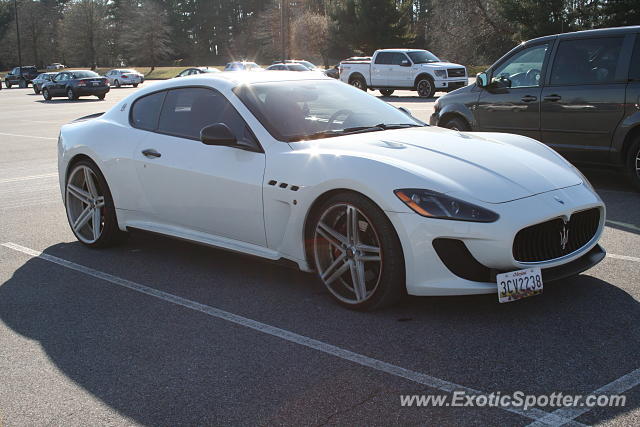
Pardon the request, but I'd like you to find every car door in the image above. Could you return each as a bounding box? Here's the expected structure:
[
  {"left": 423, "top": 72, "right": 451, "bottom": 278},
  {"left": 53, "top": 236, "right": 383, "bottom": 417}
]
[
  {"left": 371, "top": 52, "right": 393, "bottom": 87},
  {"left": 475, "top": 42, "right": 551, "bottom": 140},
  {"left": 51, "top": 73, "right": 68, "bottom": 95},
  {"left": 132, "top": 87, "right": 267, "bottom": 246},
  {"left": 540, "top": 35, "right": 629, "bottom": 163},
  {"left": 387, "top": 53, "right": 413, "bottom": 87}
]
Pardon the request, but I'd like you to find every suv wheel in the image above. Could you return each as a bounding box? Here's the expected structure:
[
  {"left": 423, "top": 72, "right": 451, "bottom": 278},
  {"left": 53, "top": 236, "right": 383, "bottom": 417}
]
[
  {"left": 5, "top": 81, "right": 11, "bottom": 89},
  {"left": 627, "top": 137, "right": 640, "bottom": 191},
  {"left": 19, "top": 79, "right": 27, "bottom": 88},
  {"left": 416, "top": 77, "right": 435, "bottom": 98}
]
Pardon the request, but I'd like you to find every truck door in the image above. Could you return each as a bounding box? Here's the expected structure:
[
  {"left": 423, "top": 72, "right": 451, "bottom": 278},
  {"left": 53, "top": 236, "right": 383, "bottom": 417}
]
[{"left": 371, "top": 52, "right": 393, "bottom": 87}]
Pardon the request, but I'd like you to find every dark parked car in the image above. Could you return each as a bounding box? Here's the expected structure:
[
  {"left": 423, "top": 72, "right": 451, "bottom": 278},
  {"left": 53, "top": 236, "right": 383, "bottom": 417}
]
[
  {"left": 41, "top": 70, "right": 110, "bottom": 101},
  {"left": 324, "top": 65, "right": 340, "bottom": 79},
  {"left": 430, "top": 26, "right": 640, "bottom": 189},
  {"left": 175, "top": 67, "right": 221, "bottom": 77},
  {"left": 5, "top": 66, "right": 39, "bottom": 88},
  {"left": 32, "top": 72, "right": 57, "bottom": 94}
]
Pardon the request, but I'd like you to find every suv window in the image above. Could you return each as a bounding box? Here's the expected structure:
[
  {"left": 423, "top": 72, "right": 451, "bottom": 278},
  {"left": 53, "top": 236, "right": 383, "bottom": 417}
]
[
  {"left": 157, "top": 87, "right": 252, "bottom": 141},
  {"left": 374, "top": 52, "right": 394, "bottom": 65},
  {"left": 131, "top": 91, "right": 166, "bottom": 131},
  {"left": 550, "top": 37, "right": 623, "bottom": 85},
  {"left": 492, "top": 43, "right": 548, "bottom": 88},
  {"left": 629, "top": 37, "right": 640, "bottom": 81}
]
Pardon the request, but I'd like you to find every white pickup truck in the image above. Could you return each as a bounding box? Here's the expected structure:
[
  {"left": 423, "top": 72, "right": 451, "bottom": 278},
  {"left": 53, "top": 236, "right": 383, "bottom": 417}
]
[{"left": 339, "top": 49, "right": 468, "bottom": 98}]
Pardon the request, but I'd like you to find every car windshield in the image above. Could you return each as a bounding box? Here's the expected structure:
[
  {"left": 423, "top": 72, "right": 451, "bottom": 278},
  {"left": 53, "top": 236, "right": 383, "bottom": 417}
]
[
  {"left": 288, "top": 64, "right": 310, "bottom": 71},
  {"left": 407, "top": 50, "right": 441, "bottom": 64},
  {"left": 297, "top": 61, "right": 316, "bottom": 69},
  {"left": 73, "top": 71, "right": 99, "bottom": 78},
  {"left": 234, "top": 79, "right": 423, "bottom": 142}
]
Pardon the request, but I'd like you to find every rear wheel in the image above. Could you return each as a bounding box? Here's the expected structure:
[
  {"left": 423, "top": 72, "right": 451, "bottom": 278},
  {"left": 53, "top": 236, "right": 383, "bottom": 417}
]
[
  {"left": 310, "top": 192, "right": 405, "bottom": 310},
  {"left": 67, "top": 88, "right": 76, "bottom": 100},
  {"left": 416, "top": 77, "right": 435, "bottom": 98},
  {"left": 5, "top": 81, "right": 11, "bottom": 89},
  {"left": 380, "top": 89, "right": 394, "bottom": 97},
  {"left": 442, "top": 116, "right": 470, "bottom": 131},
  {"left": 33, "top": 86, "right": 40, "bottom": 94},
  {"left": 65, "top": 160, "right": 127, "bottom": 248},
  {"left": 349, "top": 76, "right": 367, "bottom": 91},
  {"left": 96, "top": 94, "right": 105, "bottom": 100},
  {"left": 42, "top": 88, "right": 52, "bottom": 100},
  {"left": 114, "top": 79, "right": 120, "bottom": 88},
  {"left": 626, "top": 137, "right": 640, "bottom": 191},
  {"left": 19, "top": 79, "right": 27, "bottom": 88},
  {"left": 133, "top": 83, "right": 138, "bottom": 88}
]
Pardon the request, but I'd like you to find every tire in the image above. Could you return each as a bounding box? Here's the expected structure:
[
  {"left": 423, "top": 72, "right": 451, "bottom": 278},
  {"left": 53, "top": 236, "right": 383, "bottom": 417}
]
[
  {"left": 114, "top": 79, "right": 120, "bottom": 88},
  {"left": 349, "top": 75, "right": 367, "bottom": 91},
  {"left": 5, "top": 81, "right": 11, "bottom": 89},
  {"left": 442, "top": 116, "right": 470, "bottom": 131},
  {"left": 19, "top": 79, "right": 27, "bottom": 88},
  {"left": 96, "top": 94, "right": 105, "bottom": 100},
  {"left": 416, "top": 77, "right": 436, "bottom": 98},
  {"left": 64, "top": 160, "right": 127, "bottom": 248},
  {"left": 42, "top": 88, "right": 52, "bottom": 101},
  {"left": 33, "top": 86, "right": 40, "bottom": 94},
  {"left": 380, "top": 89, "right": 394, "bottom": 97},
  {"left": 67, "top": 88, "right": 76, "bottom": 100},
  {"left": 133, "top": 83, "right": 138, "bottom": 88},
  {"left": 626, "top": 137, "right": 640, "bottom": 191},
  {"left": 310, "top": 192, "right": 405, "bottom": 311}
]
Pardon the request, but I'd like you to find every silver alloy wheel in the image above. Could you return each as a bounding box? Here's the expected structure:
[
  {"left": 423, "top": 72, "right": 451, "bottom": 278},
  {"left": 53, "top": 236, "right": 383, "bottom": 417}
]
[
  {"left": 65, "top": 165, "right": 105, "bottom": 244},
  {"left": 67, "top": 88, "right": 75, "bottom": 100},
  {"left": 313, "top": 203, "right": 383, "bottom": 305},
  {"left": 417, "top": 79, "right": 433, "bottom": 97},
  {"left": 351, "top": 79, "right": 364, "bottom": 90}
]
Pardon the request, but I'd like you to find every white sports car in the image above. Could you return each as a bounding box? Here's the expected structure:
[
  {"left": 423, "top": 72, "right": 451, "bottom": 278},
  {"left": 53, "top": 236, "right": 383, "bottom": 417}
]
[{"left": 58, "top": 72, "right": 606, "bottom": 310}]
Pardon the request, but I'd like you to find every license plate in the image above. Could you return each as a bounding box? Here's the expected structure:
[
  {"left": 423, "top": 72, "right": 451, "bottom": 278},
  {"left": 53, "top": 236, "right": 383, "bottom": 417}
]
[
  {"left": 92, "top": 81, "right": 99, "bottom": 86},
  {"left": 496, "top": 268, "right": 543, "bottom": 303}
]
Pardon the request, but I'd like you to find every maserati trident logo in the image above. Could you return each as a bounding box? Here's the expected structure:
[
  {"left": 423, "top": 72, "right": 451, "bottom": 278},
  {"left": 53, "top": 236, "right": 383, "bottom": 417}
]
[{"left": 560, "top": 223, "right": 570, "bottom": 251}]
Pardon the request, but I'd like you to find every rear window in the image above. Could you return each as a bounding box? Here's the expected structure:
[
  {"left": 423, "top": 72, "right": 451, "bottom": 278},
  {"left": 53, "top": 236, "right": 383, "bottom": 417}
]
[
  {"left": 73, "top": 71, "right": 100, "bottom": 78},
  {"left": 550, "top": 37, "right": 624, "bottom": 85},
  {"left": 630, "top": 37, "right": 640, "bottom": 81},
  {"left": 130, "top": 91, "right": 166, "bottom": 131}
]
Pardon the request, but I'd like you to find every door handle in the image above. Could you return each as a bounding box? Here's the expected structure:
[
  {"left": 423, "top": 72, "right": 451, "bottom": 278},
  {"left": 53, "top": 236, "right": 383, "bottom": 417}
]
[
  {"left": 543, "top": 94, "right": 562, "bottom": 102},
  {"left": 141, "top": 148, "right": 161, "bottom": 158},
  {"left": 521, "top": 95, "right": 537, "bottom": 102}
]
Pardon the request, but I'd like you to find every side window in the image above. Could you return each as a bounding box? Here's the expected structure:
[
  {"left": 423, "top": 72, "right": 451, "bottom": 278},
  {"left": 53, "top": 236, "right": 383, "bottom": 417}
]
[
  {"left": 492, "top": 43, "right": 548, "bottom": 88},
  {"left": 391, "top": 53, "right": 409, "bottom": 65},
  {"left": 157, "top": 87, "right": 252, "bottom": 142},
  {"left": 374, "top": 52, "right": 393, "bottom": 65},
  {"left": 131, "top": 91, "right": 166, "bottom": 131},
  {"left": 628, "top": 36, "right": 640, "bottom": 81},
  {"left": 550, "top": 37, "right": 623, "bottom": 85}
]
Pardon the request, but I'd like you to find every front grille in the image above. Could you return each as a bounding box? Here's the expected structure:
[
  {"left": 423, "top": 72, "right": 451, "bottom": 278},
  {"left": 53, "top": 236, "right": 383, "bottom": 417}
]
[
  {"left": 447, "top": 68, "right": 466, "bottom": 78},
  {"left": 513, "top": 208, "right": 600, "bottom": 262},
  {"left": 447, "top": 81, "right": 466, "bottom": 90}
]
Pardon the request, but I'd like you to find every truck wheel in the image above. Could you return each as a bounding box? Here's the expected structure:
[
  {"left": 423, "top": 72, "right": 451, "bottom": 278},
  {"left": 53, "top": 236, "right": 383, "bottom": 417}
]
[
  {"left": 416, "top": 77, "right": 435, "bottom": 98},
  {"left": 442, "top": 116, "right": 470, "bottom": 131},
  {"left": 6, "top": 81, "right": 11, "bottom": 89},
  {"left": 380, "top": 89, "right": 394, "bottom": 97},
  {"left": 19, "top": 79, "right": 27, "bottom": 88},
  {"left": 349, "top": 76, "right": 367, "bottom": 91},
  {"left": 626, "top": 137, "right": 640, "bottom": 191}
]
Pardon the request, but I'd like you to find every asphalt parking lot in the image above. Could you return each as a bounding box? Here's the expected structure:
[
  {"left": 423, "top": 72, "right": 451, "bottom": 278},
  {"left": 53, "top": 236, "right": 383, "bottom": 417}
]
[{"left": 1, "top": 84, "right": 639, "bottom": 426}]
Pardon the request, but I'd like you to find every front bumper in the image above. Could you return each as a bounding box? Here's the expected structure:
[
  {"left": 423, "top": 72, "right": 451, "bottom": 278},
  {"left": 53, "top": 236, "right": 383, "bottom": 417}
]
[
  {"left": 432, "top": 79, "right": 467, "bottom": 92},
  {"left": 386, "top": 183, "right": 605, "bottom": 296}
]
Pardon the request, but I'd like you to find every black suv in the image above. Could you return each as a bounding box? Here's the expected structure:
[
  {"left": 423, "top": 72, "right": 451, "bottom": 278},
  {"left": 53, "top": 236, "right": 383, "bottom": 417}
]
[
  {"left": 4, "top": 66, "right": 39, "bottom": 88},
  {"left": 430, "top": 26, "right": 640, "bottom": 190}
]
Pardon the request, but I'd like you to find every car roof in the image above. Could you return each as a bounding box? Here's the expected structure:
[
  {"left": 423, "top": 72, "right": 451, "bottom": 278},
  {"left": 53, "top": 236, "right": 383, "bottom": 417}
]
[{"left": 524, "top": 25, "right": 640, "bottom": 45}]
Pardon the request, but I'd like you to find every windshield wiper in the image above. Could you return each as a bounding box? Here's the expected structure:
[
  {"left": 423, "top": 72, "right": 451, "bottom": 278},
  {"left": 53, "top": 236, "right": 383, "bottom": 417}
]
[{"left": 287, "top": 123, "right": 422, "bottom": 142}]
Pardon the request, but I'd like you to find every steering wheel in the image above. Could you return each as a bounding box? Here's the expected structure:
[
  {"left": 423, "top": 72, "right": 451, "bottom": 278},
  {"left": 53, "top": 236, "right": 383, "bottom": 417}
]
[
  {"left": 525, "top": 68, "right": 541, "bottom": 86},
  {"left": 327, "top": 109, "right": 353, "bottom": 129}
]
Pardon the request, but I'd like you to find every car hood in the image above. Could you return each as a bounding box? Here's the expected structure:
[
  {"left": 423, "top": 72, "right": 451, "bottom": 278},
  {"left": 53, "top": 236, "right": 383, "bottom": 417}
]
[{"left": 290, "top": 127, "right": 582, "bottom": 204}]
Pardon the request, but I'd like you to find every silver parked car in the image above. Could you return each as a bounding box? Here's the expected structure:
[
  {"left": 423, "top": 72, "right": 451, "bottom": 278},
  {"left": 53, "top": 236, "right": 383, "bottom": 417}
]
[
  {"left": 31, "top": 72, "right": 57, "bottom": 94},
  {"left": 104, "top": 69, "right": 144, "bottom": 88}
]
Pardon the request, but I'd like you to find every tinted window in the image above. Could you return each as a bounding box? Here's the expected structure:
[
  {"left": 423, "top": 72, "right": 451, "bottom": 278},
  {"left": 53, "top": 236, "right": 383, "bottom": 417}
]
[
  {"left": 287, "top": 64, "right": 309, "bottom": 71},
  {"left": 73, "top": 71, "right": 100, "bottom": 78},
  {"left": 550, "top": 37, "right": 623, "bottom": 85},
  {"left": 391, "top": 53, "right": 409, "bottom": 65},
  {"left": 374, "top": 52, "right": 393, "bottom": 65},
  {"left": 492, "top": 43, "right": 548, "bottom": 88},
  {"left": 157, "top": 87, "right": 252, "bottom": 141},
  {"left": 407, "top": 50, "right": 440, "bottom": 64},
  {"left": 629, "top": 37, "right": 640, "bottom": 81},
  {"left": 131, "top": 91, "right": 166, "bottom": 131}
]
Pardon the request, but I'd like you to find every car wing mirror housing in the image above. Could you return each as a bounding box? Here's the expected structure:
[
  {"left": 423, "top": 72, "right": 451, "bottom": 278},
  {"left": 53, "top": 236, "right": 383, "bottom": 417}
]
[
  {"left": 200, "top": 123, "right": 237, "bottom": 146},
  {"left": 476, "top": 72, "right": 489, "bottom": 88}
]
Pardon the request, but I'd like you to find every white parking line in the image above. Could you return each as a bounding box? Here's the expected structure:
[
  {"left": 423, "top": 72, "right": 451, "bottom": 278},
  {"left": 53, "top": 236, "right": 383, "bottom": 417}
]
[
  {"left": 607, "top": 253, "right": 640, "bottom": 263},
  {"left": 525, "top": 368, "right": 640, "bottom": 427},
  {"left": 1, "top": 241, "right": 584, "bottom": 426},
  {"left": 0, "top": 173, "right": 58, "bottom": 184},
  {"left": 0, "top": 132, "right": 57, "bottom": 141}
]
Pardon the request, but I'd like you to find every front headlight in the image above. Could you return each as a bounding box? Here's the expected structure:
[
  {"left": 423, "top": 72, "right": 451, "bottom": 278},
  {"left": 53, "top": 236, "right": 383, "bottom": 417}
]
[
  {"left": 433, "top": 70, "right": 447, "bottom": 79},
  {"left": 395, "top": 189, "right": 499, "bottom": 222}
]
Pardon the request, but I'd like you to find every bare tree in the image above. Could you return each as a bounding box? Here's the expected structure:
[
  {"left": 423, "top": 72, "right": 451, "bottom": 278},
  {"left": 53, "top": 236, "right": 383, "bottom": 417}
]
[
  {"left": 290, "top": 11, "right": 330, "bottom": 66},
  {"left": 61, "top": 0, "right": 109, "bottom": 68}
]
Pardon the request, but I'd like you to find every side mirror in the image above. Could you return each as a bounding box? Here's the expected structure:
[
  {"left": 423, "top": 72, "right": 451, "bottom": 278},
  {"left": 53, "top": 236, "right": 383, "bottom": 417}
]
[
  {"left": 400, "top": 59, "right": 411, "bottom": 67},
  {"left": 476, "top": 72, "right": 489, "bottom": 88},
  {"left": 200, "top": 123, "right": 237, "bottom": 146}
]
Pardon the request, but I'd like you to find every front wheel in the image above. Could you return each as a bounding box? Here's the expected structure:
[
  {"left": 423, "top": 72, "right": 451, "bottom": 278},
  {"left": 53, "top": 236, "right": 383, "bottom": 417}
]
[
  {"left": 96, "top": 94, "right": 105, "bottom": 100},
  {"left": 19, "top": 79, "right": 27, "bottom": 88},
  {"left": 5, "top": 81, "right": 11, "bottom": 89},
  {"left": 67, "top": 88, "right": 76, "bottom": 100},
  {"left": 626, "top": 137, "right": 640, "bottom": 191},
  {"left": 349, "top": 76, "right": 367, "bottom": 91},
  {"left": 42, "top": 88, "right": 52, "bottom": 100},
  {"left": 33, "top": 86, "right": 40, "bottom": 94},
  {"left": 311, "top": 192, "right": 405, "bottom": 310},
  {"left": 114, "top": 79, "right": 120, "bottom": 88},
  {"left": 133, "top": 83, "right": 138, "bottom": 88},
  {"left": 416, "top": 78, "right": 436, "bottom": 98},
  {"left": 442, "top": 116, "right": 470, "bottom": 131},
  {"left": 380, "top": 89, "right": 394, "bottom": 97},
  {"left": 65, "top": 160, "right": 127, "bottom": 248}
]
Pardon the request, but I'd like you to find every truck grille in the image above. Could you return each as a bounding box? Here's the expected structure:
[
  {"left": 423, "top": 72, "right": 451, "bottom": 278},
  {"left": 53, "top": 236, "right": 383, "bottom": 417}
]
[
  {"left": 447, "top": 68, "right": 466, "bottom": 78},
  {"left": 513, "top": 208, "right": 600, "bottom": 263}
]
